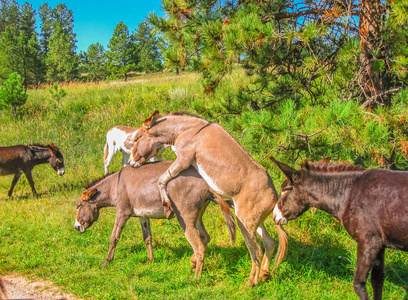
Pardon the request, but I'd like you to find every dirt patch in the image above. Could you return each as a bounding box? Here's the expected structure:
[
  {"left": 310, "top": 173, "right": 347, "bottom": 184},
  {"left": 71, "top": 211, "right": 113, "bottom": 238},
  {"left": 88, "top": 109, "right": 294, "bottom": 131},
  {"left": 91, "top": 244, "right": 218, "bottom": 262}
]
[{"left": 2, "top": 274, "right": 82, "bottom": 300}]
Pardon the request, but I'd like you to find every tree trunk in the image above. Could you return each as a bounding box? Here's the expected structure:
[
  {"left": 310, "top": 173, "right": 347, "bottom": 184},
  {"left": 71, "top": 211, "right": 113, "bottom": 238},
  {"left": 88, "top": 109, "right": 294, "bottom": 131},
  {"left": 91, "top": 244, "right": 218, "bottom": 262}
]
[{"left": 359, "top": 0, "right": 391, "bottom": 106}]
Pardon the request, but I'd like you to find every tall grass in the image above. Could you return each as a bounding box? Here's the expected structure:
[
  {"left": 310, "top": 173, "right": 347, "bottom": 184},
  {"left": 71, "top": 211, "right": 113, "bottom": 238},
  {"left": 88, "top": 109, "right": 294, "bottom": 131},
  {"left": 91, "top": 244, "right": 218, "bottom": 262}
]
[{"left": 0, "top": 71, "right": 407, "bottom": 299}]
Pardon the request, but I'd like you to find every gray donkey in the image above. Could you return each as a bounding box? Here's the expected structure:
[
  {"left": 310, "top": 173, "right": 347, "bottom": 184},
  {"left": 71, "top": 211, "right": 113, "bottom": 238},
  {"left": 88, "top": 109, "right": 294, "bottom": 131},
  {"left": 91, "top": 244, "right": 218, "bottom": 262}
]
[{"left": 74, "top": 161, "right": 235, "bottom": 279}]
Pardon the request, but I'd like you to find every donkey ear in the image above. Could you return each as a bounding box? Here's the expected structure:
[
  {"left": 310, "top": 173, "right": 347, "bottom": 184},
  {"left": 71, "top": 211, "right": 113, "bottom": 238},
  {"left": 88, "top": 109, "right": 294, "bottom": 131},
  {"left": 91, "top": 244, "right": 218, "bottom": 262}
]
[
  {"left": 142, "top": 110, "right": 160, "bottom": 129},
  {"left": 48, "top": 145, "right": 56, "bottom": 157},
  {"left": 81, "top": 189, "right": 97, "bottom": 201},
  {"left": 270, "top": 156, "right": 298, "bottom": 182}
]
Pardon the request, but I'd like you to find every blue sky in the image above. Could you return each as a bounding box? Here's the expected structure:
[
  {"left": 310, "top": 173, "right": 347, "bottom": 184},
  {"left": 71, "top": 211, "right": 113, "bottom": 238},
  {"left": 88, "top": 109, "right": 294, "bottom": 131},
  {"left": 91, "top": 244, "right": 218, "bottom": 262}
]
[{"left": 15, "top": 0, "right": 164, "bottom": 53}]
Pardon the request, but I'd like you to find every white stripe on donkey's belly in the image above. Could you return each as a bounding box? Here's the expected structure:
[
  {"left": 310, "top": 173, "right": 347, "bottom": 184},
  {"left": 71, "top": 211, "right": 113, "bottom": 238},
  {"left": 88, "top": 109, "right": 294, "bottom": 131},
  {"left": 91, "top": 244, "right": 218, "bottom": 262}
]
[{"left": 192, "top": 161, "right": 227, "bottom": 197}]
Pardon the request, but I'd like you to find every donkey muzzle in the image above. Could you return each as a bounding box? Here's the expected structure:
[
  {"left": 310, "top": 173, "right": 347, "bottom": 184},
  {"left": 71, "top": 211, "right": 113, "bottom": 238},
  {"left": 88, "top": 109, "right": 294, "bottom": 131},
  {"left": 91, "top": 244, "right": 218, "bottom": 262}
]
[
  {"left": 273, "top": 204, "right": 288, "bottom": 225},
  {"left": 74, "top": 219, "right": 86, "bottom": 233},
  {"left": 57, "top": 168, "right": 65, "bottom": 176}
]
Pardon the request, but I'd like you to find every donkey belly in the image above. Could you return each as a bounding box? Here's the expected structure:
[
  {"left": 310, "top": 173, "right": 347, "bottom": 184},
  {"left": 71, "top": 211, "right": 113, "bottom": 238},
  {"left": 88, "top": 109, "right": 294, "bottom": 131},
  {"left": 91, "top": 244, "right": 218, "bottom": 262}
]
[{"left": 132, "top": 206, "right": 165, "bottom": 219}]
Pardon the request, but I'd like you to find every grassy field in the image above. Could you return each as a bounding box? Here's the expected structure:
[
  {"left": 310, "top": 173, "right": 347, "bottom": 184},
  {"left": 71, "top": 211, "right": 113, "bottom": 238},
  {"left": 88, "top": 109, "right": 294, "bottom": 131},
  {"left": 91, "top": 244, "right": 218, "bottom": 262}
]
[{"left": 0, "top": 72, "right": 407, "bottom": 299}]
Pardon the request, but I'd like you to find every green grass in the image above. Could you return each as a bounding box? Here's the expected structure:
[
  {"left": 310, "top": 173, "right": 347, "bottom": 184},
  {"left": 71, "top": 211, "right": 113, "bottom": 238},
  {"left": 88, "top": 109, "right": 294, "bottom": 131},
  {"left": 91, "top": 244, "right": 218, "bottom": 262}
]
[{"left": 0, "top": 72, "right": 407, "bottom": 299}]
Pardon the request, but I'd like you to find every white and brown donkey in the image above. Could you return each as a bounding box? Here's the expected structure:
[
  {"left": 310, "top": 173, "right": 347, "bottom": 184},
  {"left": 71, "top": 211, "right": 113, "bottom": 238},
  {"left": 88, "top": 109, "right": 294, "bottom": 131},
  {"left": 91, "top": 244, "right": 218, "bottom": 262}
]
[
  {"left": 103, "top": 125, "right": 164, "bottom": 175},
  {"left": 129, "top": 111, "right": 288, "bottom": 286},
  {"left": 75, "top": 161, "right": 236, "bottom": 279}
]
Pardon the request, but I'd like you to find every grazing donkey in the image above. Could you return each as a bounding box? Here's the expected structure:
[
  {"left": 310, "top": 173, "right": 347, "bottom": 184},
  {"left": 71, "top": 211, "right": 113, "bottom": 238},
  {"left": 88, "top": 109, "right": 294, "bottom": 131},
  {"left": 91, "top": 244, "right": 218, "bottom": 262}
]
[
  {"left": 74, "top": 161, "right": 236, "bottom": 279},
  {"left": 0, "top": 144, "right": 65, "bottom": 197},
  {"left": 270, "top": 157, "right": 408, "bottom": 300},
  {"left": 129, "top": 111, "right": 287, "bottom": 286},
  {"left": 104, "top": 125, "right": 165, "bottom": 175}
]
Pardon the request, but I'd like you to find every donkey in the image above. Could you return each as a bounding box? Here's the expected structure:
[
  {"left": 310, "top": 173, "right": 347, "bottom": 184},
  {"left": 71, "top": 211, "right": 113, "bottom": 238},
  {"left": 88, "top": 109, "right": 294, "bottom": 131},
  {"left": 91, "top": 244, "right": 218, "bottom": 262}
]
[
  {"left": 270, "top": 157, "right": 408, "bottom": 300},
  {"left": 129, "top": 111, "right": 287, "bottom": 286},
  {"left": 0, "top": 144, "right": 65, "bottom": 197},
  {"left": 104, "top": 125, "right": 165, "bottom": 175},
  {"left": 74, "top": 161, "right": 236, "bottom": 279}
]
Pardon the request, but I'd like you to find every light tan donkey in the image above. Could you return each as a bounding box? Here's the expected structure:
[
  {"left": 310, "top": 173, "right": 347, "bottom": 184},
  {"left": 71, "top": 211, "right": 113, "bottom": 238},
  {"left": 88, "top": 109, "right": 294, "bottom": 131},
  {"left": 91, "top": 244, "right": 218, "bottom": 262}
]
[
  {"left": 74, "top": 162, "right": 236, "bottom": 279},
  {"left": 129, "top": 111, "right": 287, "bottom": 286}
]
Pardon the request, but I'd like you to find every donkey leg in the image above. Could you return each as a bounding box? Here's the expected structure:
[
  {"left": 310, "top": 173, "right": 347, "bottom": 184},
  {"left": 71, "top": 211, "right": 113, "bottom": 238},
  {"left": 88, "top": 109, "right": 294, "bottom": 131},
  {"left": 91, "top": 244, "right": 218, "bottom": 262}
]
[
  {"left": 257, "top": 223, "right": 276, "bottom": 282},
  {"left": 158, "top": 158, "right": 193, "bottom": 219},
  {"left": 102, "top": 214, "right": 130, "bottom": 268},
  {"left": 184, "top": 226, "right": 206, "bottom": 279},
  {"left": 191, "top": 214, "right": 211, "bottom": 271},
  {"left": 104, "top": 144, "right": 117, "bottom": 175},
  {"left": 236, "top": 218, "right": 263, "bottom": 286},
  {"left": 8, "top": 172, "right": 22, "bottom": 197},
  {"left": 353, "top": 242, "right": 382, "bottom": 300},
  {"left": 24, "top": 169, "right": 37, "bottom": 197},
  {"left": 121, "top": 152, "right": 130, "bottom": 167},
  {"left": 140, "top": 217, "right": 153, "bottom": 262},
  {"left": 371, "top": 248, "right": 385, "bottom": 300}
]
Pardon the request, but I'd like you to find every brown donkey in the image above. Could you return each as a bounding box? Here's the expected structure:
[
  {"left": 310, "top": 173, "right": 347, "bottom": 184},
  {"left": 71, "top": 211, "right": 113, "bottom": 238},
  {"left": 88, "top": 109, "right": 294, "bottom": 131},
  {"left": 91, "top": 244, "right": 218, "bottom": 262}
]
[
  {"left": 0, "top": 144, "right": 65, "bottom": 197},
  {"left": 129, "top": 111, "right": 287, "bottom": 285},
  {"left": 74, "top": 161, "right": 236, "bottom": 279},
  {"left": 271, "top": 157, "right": 408, "bottom": 300}
]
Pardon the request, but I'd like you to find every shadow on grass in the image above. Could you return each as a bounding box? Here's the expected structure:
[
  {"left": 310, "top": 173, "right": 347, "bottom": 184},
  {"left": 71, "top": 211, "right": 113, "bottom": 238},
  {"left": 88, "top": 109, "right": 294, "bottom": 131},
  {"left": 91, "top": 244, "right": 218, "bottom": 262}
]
[{"left": 385, "top": 262, "right": 408, "bottom": 298}]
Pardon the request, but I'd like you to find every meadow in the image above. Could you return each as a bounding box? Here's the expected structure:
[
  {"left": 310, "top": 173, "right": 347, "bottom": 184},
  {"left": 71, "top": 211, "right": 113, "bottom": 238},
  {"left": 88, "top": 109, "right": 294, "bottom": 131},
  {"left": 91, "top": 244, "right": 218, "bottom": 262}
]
[{"left": 0, "top": 71, "right": 407, "bottom": 299}]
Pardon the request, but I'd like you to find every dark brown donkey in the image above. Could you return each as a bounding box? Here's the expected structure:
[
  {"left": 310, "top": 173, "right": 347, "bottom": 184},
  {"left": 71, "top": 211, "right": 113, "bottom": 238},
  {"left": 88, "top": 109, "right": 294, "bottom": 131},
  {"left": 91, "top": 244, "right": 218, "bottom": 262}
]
[
  {"left": 74, "top": 161, "right": 236, "bottom": 279},
  {"left": 129, "top": 111, "right": 287, "bottom": 286},
  {"left": 0, "top": 144, "right": 65, "bottom": 197},
  {"left": 270, "top": 157, "right": 408, "bottom": 300}
]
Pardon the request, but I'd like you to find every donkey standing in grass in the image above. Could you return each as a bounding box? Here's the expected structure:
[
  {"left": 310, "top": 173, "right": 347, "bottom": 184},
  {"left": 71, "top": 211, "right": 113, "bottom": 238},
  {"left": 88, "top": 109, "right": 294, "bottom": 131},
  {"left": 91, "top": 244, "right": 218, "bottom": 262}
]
[
  {"left": 104, "top": 126, "right": 164, "bottom": 175},
  {"left": 75, "top": 161, "right": 235, "bottom": 279},
  {"left": 271, "top": 157, "right": 408, "bottom": 300},
  {"left": 0, "top": 144, "right": 65, "bottom": 197},
  {"left": 129, "top": 111, "right": 287, "bottom": 286}
]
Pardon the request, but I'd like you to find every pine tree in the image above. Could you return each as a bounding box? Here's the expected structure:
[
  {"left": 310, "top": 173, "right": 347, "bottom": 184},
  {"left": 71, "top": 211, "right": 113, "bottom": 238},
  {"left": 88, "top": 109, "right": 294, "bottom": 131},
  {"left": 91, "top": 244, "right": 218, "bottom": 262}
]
[
  {"left": 132, "top": 21, "right": 163, "bottom": 73},
  {"left": 45, "top": 25, "right": 78, "bottom": 82},
  {"left": 84, "top": 43, "right": 108, "bottom": 81},
  {"left": 0, "top": 0, "right": 20, "bottom": 35},
  {"left": 38, "top": 3, "right": 52, "bottom": 55},
  {"left": 148, "top": 3, "right": 201, "bottom": 76},
  {"left": 152, "top": 0, "right": 407, "bottom": 103},
  {"left": 106, "top": 22, "right": 135, "bottom": 81},
  {"left": 0, "top": 72, "right": 27, "bottom": 118},
  {"left": 0, "top": 26, "right": 20, "bottom": 82}
]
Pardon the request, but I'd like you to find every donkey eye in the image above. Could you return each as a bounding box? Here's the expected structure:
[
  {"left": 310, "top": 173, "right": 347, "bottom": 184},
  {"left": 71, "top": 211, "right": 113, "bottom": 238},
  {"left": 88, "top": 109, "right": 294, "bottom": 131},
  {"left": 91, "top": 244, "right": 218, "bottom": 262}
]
[{"left": 283, "top": 186, "right": 293, "bottom": 191}]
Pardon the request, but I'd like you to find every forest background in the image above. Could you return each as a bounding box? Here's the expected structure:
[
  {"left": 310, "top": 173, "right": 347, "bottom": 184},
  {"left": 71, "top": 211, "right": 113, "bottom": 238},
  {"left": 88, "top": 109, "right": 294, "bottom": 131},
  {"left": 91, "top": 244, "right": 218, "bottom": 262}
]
[{"left": 0, "top": 0, "right": 408, "bottom": 299}]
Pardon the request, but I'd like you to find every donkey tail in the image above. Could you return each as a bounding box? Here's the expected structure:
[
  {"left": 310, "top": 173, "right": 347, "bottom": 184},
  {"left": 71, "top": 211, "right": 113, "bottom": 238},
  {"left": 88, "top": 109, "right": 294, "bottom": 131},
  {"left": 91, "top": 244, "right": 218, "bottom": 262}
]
[
  {"left": 0, "top": 277, "right": 8, "bottom": 300},
  {"left": 210, "top": 191, "right": 236, "bottom": 246},
  {"left": 272, "top": 224, "right": 288, "bottom": 272}
]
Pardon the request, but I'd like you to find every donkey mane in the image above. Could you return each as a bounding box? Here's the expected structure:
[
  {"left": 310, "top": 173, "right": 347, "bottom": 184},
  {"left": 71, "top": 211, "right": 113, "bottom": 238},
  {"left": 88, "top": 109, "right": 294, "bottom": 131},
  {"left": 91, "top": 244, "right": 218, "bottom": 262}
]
[
  {"left": 85, "top": 172, "right": 116, "bottom": 189},
  {"left": 29, "top": 144, "right": 61, "bottom": 151},
  {"left": 160, "top": 111, "right": 207, "bottom": 121},
  {"left": 302, "top": 160, "right": 366, "bottom": 174}
]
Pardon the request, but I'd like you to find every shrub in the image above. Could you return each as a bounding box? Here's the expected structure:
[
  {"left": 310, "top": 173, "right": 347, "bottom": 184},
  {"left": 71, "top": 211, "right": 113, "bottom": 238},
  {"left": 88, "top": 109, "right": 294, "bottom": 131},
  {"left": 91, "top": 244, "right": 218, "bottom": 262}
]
[{"left": 0, "top": 72, "right": 28, "bottom": 118}]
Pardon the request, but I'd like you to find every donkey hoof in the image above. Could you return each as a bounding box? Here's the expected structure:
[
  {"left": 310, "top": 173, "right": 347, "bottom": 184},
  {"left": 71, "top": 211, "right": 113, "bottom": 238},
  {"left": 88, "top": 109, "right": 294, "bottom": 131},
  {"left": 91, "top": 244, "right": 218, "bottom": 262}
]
[
  {"left": 164, "top": 207, "right": 174, "bottom": 219},
  {"left": 260, "top": 272, "right": 269, "bottom": 282},
  {"left": 248, "top": 279, "right": 259, "bottom": 287},
  {"left": 101, "top": 261, "right": 109, "bottom": 269}
]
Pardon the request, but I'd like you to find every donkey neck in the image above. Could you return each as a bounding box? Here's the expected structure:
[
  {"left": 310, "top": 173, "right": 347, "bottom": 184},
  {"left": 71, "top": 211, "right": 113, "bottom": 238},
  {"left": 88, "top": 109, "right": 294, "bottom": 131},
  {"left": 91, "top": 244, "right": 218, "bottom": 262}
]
[
  {"left": 303, "top": 171, "right": 362, "bottom": 220},
  {"left": 152, "top": 115, "right": 210, "bottom": 145},
  {"left": 88, "top": 173, "right": 118, "bottom": 208},
  {"left": 30, "top": 147, "right": 52, "bottom": 165}
]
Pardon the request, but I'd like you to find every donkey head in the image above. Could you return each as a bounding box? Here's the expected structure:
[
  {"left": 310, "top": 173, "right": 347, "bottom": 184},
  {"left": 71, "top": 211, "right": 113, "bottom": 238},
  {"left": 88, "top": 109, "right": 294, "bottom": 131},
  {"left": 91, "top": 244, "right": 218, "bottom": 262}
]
[
  {"left": 48, "top": 143, "right": 65, "bottom": 176},
  {"left": 270, "top": 157, "right": 310, "bottom": 225},
  {"left": 129, "top": 110, "right": 162, "bottom": 167},
  {"left": 74, "top": 189, "right": 100, "bottom": 233}
]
